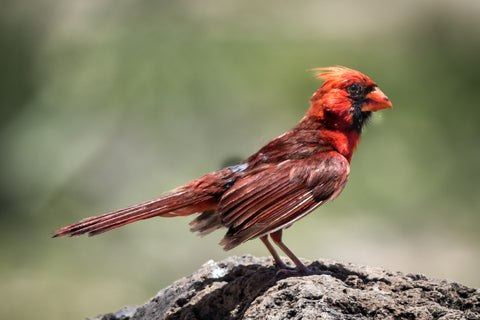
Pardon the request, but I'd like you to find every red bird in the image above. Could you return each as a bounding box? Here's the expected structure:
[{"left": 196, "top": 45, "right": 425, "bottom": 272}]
[{"left": 53, "top": 66, "right": 392, "bottom": 273}]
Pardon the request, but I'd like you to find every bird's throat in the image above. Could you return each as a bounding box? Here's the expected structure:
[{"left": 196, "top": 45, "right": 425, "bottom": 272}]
[
  {"left": 319, "top": 129, "right": 360, "bottom": 163},
  {"left": 297, "top": 116, "right": 361, "bottom": 162}
]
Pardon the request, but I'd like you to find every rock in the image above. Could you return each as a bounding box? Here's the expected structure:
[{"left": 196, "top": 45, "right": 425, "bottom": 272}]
[{"left": 95, "top": 255, "right": 479, "bottom": 320}]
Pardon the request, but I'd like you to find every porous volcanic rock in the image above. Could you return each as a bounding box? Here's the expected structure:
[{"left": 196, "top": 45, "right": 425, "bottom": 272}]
[{"left": 96, "top": 255, "right": 479, "bottom": 320}]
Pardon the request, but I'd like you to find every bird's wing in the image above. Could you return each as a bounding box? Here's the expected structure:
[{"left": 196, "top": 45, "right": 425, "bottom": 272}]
[{"left": 218, "top": 151, "right": 350, "bottom": 250}]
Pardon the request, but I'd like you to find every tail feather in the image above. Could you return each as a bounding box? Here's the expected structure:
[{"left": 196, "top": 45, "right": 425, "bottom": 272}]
[
  {"left": 53, "top": 191, "right": 216, "bottom": 237},
  {"left": 189, "top": 209, "right": 223, "bottom": 237}
]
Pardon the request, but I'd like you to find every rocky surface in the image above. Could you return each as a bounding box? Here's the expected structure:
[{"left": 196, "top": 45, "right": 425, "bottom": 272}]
[{"left": 96, "top": 255, "right": 479, "bottom": 320}]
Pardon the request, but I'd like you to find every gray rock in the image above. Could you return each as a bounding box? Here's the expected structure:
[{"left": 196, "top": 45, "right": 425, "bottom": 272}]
[{"left": 95, "top": 255, "right": 480, "bottom": 320}]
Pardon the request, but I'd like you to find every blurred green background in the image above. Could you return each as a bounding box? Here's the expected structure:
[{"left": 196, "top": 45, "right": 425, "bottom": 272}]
[{"left": 1, "top": 0, "right": 479, "bottom": 319}]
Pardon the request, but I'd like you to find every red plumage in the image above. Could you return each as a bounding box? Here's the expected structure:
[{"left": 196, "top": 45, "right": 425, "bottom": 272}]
[{"left": 53, "top": 66, "right": 392, "bottom": 273}]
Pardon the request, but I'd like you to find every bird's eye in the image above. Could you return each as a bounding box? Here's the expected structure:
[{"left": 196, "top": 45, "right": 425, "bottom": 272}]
[{"left": 347, "top": 83, "right": 365, "bottom": 99}]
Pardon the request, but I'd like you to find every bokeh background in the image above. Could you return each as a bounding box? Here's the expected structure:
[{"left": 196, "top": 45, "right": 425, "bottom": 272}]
[{"left": 1, "top": 0, "right": 479, "bottom": 319}]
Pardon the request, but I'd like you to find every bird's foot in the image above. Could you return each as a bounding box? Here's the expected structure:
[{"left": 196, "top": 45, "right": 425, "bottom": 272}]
[{"left": 275, "top": 265, "right": 312, "bottom": 277}]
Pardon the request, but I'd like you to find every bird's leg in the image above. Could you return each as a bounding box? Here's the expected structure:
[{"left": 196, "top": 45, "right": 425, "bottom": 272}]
[
  {"left": 260, "top": 235, "right": 288, "bottom": 269},
  {"left": 270, "top": 230, "right": 309, "bottom": 274}
]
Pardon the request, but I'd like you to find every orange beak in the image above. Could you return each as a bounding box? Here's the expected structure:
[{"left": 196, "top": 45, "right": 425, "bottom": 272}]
[{"left": 362, "top": 87, "right": 392, "bottom": 112}]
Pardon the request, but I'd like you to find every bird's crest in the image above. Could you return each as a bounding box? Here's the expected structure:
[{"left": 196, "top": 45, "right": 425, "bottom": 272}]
[{"left": 311, "top": 66, "right": 368, "bottom": 85}]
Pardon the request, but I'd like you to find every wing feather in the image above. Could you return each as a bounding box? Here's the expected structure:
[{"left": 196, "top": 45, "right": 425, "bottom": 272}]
[{"left": 219, "top": 152, "right": 349, "bottom": 250}]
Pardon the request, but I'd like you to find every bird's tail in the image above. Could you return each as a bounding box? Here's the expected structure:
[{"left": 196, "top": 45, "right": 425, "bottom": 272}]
[{"left": 52, "top": 189, "right": 216, "bottom": 237}]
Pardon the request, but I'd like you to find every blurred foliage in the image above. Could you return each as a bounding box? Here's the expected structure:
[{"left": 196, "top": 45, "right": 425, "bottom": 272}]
[{"left": 1, "top": 1, "right": 479, "bottom": 319}]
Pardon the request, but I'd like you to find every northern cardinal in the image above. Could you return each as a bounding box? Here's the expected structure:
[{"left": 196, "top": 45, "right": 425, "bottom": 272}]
[{"left": 53, "top": 66, "right": 392, "bottom": 273}]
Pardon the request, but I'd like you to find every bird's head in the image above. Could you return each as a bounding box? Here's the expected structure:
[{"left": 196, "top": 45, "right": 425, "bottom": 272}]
[{"left": 308, "top": 66, "right": 392, "bottom": 133}]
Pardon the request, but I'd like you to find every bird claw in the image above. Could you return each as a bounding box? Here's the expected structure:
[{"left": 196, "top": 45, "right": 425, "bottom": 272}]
[{"left": 275, "top": 266, "right": 312, "bottom": 277}]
